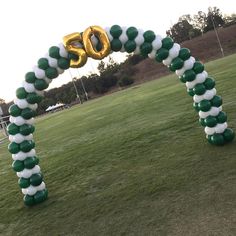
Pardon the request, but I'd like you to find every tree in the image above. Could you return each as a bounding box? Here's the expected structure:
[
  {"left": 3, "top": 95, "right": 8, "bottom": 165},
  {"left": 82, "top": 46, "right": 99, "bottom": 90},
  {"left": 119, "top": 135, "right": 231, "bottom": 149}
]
[
  {"left": 0, "top": 98, "right": 5, "bottom": 104},
  {"left": 204, "top": 7, "right": 225, "bottom": 32},
  {"left": 193, "top": 11, "right": 207, "bottom": 35}
]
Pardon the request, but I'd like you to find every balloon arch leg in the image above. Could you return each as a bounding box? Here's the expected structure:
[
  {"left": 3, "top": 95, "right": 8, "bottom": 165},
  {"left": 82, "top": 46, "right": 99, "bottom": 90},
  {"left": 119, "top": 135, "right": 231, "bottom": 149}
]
[{"left": 7, "top": 25, "right": 235, "bottom": 206}]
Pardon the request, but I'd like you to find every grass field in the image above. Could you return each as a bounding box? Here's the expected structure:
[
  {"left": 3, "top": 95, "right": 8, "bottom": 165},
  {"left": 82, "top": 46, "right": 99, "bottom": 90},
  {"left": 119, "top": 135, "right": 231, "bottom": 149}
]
[{"left": 0, "top": 54, "right": 236, "bottom": 236}]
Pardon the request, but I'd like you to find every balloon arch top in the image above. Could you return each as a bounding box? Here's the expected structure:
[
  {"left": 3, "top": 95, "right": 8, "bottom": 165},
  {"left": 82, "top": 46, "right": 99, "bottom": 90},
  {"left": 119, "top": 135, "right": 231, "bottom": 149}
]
[{"left": 7, "top": 25, "right": 235, "bottom": 206}]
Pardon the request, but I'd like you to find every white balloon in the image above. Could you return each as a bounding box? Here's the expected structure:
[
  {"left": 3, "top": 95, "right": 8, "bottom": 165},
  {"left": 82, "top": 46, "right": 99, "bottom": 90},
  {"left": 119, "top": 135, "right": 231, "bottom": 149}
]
[
  {"left": 27, "top": 149, "right": 36, "bottom": 157},
  {"left": 151, "top": 35, "right": 162, "bottom": 50},
  {"left": 58, "top": 43, "right": 68, "bottom": 58},
  {"left": 205, "top": 126, "right": 215, "bottom": 135},
  {"left": 195, "top": 71, "right": 207, "bottom": 83},
  {"left": 57, "top": 67, "right": 64, "bottom": 75},
  {"left": 28, "top": 103, "right": 38, "bottom": 111},
  {"left": 162, "top": 56, "right": 172, "bottom": 66},
  {"left": 193, "top": 94, "right": 204, "bottom": 103},
  {"left": 12, "top": 151, "right": 27, "bottom": 161},
  {"left": 215, "top": 122, "right": 227, "bottom": 133},
  {"left": 119, "top": 27, "right": 128, "bottom": 44},
  {"left": 35, "top": 89, "right": 44, "bottom": 97},
  {"left": 148, "top": 49, "right": 156, "bottom": 59},
  {"left": 9, "top": 116, "right": 15, "bottom": 124},
  {"left": 14, "top": 98, "right": 28, "bottom": 109},
  {"left": 14, "top": 116, "right": 26, "bottom": 126},
  {"left": 22, "top": 81, "right": 35, "bottom": 93},
  {"left": 168, "top": 43, "right": 180, "bottom": 59},
  {"left": 32, "top": 165, "right": 41, "bottom": 174},
  {"left": 16, "top": 172, "right": 22, "bottom": 178},
  {"left": 20, "top": 168, "right": 32, "bottom": 179},
  {"left": 27, "top": 185, "right": 37, "bottom": 196},
  {"left": 203, "top": 89, "right": 216, "bottom": 100},
  {"left": 26, "top": 118, "right": 35, "bottom": 125},
  {"left": 210, "top": 107, "right": 220, "bottom": 117},
  {"left": 13, "top": 133, "right": 25, "bottom": 143},
  {"left": 25, "top": 134, "right": 33, "bottom": 141},
  {"left": 22, "top": 188, "right": 28, "bottom": 195},
  {"left": 47, "top": 56, "right": 58, "bottom": 68},
  {"left": 133, "top": 47, "right": 140, "bottom": 55},
  {"left": 33, "top": 66, "right": 45, "bottom": 79},
  {"left": 134, "top": 29, "right": 144, "bottom": 46},
  {"left": 104, "top": 27, "right": 113, "bottom": 41},
  {"left": 8, "top": 135, "right": 14, "bottom": 142},
  {"left": 37, "top": 182, "right": 46, "bottom": 191}
]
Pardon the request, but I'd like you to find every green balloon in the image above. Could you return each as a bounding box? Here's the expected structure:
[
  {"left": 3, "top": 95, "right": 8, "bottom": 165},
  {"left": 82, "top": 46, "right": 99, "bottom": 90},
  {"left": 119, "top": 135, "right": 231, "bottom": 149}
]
[
  {"left": 26, "top": 92, "right": 42, "bottom": 104},
  {"left": 124, "top": 40, "right": 136, "bottom": 53},
  {"left": 204, "top": 77, "right": 215, "bottom": 90},
  {"left": 30, "top": 173, "right": 43, "bottom": 186},
  {"left": 182, "top": 70, "right": 196, "bottom": 82},
  {"left": 25, "top": 72, "right": 36, "bottom": 84},
  {"left": 211, "top": 133, "right": 225, "bottom": 145},
  {"left": 169, "top": 57, "right": 184, "bottom": 72},
  {"left": 45, "top": 67, "right": 58, "bottom": 79},
  {"left": 12, "top": 160, "right": 24, "bottom": 172},
  {"left": 34, "top": 189, "right": 47, "bottom": 204},
  {"left": 19, "top": 124, "right": 34, "bottom": 135},
  {"left": 198, "top": 100, "right": 211, "bottom": 112},
  {"left": 21, "top": 108, "right": 34, "bottom": 120},
  {"left": 24, "top": 194, "right": 35, "bottom": 206},
  {"left": 8, "top": 142, "right": 20, "bottom": 154},
  {"left": 111, "top": 39, "right": 122, "bottom": 52},
  {"left": 18, "top": 177, "right": 30, "bottom": 188},
  {"left": 24, "top": 156, "right": 36, "bottom": 169},
  {"left": 204, "top": 116, "right": 217, "bottom": 127},
  {"left": 49, "top": 46, "right": 61, "bottom": 59},
  {"left": 143, "top": 30, "right": 155, "bottom": 42},
  {"left": 199, "top": 118, "right": 206, "bottom": 127},
  {"left": 7, "top": 123, "right": 19, "bottom": 135},
  {"left": 20, "top": 140, "right": 35, "bottom": 152},
  {"left": 35, "top": 156, "right": 39, "bottom": 165},
  {"left": 126, "top": 27, "right": 138, "bottom": 40},
  {"left": 187, "top": 88, "right": 194, "bottom": 96},
  {"left": 180, "top": 76, "right": 187, "bottom": 83},
  {"left": 217, "top": 111, "right": 227, "bottom": 123},
  {"left": 178, "top": 48, "right": 191, "bottom": 60},
  {"left": 9, "top": 104, "right": 22, "bottom": 117},
  {"left": 140, "top": 42, "right": 152, "bottom": 56},
  {"left": 193, "top": 102, "right": 199, "bottom": 111},
  {"left": 211, "top": 95, "right": 222, "bottom": 107},
  {"left": 223, "top": 128, "right": 235, "bottom": 142},
  {"left": 38, "top": 58, "right": 49, "bottom": 70},
  {"left": 161, "top": 37, "right": 174, "bottom": 50},
  {"left": 16, "top": 87, "right": 28, "bottom": 99},
  {"left": 207, "top": 135, "right": 213, "bottom": 144},
  {"left": 34, "top": 79, "right": 49, "bottom": 90},
  {"left": 193, "top": 84, "right": 206, "bottom": 95},
  {"left": 110, "top": 25, "right": 122, "bottom": 38},
  {"left": 155, "top": 48, "right": 169, "bottom": 62},
  {"left": 193, "top": 61, "right": 204, "bottom": 74},
  {"left": 57, "top": 57, "right": 70, "bottom": 70}
]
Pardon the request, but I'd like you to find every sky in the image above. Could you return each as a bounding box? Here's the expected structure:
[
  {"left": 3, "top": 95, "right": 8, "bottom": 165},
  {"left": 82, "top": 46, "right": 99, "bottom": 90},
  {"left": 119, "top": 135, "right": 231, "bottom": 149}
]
[{"left": 0, "top": 0, "right": 235, "bottom": 102}]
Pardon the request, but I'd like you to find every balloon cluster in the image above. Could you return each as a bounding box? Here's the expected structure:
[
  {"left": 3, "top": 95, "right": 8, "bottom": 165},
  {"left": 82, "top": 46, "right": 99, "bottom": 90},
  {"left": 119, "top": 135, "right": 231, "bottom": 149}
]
[{"left": 7, "top": 25, "right": 234, "bottom": 206}]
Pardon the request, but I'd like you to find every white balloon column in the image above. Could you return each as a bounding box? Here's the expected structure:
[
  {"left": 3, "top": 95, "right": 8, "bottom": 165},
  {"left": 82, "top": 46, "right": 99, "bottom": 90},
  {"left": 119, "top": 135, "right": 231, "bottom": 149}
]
[{"left": 7, "top": 25, "right": 235, "bottom": 206}]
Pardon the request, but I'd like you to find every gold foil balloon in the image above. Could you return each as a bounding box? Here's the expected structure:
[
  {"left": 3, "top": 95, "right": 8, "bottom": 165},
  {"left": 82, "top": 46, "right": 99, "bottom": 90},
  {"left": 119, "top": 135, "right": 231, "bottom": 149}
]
[
  {"left": 63, "top": 32, "right": 87, "bottom": 68},
  {"left": 83, "top": 26, "right": 111, "bottom": 60}
]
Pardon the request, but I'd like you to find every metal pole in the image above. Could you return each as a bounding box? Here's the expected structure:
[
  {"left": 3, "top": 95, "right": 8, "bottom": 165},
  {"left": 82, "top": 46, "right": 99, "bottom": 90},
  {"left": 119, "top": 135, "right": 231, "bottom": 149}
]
[
  {"left": 68, "top": 69, "right": 82, "bottom": 104},
  {"left": 76, "top": 69, "right": 88, "bottom": 101},
  {"left": 210, "top": 14, "right": 224, "bottom": 57}
]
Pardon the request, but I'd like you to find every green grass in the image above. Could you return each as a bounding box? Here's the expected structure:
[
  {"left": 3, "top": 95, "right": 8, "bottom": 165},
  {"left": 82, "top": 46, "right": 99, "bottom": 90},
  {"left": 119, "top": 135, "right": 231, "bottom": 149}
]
[{"left": 0, "top": 54, "right": 236, "bottom": 236}]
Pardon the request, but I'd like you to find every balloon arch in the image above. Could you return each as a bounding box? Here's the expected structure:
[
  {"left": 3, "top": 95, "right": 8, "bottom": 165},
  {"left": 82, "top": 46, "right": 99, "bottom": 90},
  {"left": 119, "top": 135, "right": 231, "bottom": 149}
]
[{"left": 7, "top": 25, "right": 235, "bottom": 206}]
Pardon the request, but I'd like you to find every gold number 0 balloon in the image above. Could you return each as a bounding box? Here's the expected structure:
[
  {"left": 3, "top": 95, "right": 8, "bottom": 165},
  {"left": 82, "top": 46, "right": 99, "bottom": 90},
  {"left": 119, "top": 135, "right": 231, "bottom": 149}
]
[
  {"left": 83, "top": 25, "right": 111, "bottom": 60},
  {"left": 63, "top": 26, "right": 111, "bottom": 67}
]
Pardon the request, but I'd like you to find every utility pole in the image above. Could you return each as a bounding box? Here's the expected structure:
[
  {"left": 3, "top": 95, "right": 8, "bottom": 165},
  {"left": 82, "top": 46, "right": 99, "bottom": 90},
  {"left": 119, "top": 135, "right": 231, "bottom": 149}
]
[
  {"left": 210, "top": 12, "right": 224, "bottom": 57},
  {"left": 68, "top": 69, "right": 82, "bottom": 104}
]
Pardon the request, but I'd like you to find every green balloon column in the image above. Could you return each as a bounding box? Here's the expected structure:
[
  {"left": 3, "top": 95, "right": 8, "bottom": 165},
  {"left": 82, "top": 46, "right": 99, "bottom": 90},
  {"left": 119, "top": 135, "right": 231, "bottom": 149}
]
[{"left": 7, "top": 25, "right": 234, "bottom": 206}]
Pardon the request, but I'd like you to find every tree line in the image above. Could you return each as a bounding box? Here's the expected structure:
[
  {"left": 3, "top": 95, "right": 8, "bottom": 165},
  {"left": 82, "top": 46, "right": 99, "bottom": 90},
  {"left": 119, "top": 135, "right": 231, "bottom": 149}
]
[{"left": 166, "top": 6, "right": 236, "bottom": 43}]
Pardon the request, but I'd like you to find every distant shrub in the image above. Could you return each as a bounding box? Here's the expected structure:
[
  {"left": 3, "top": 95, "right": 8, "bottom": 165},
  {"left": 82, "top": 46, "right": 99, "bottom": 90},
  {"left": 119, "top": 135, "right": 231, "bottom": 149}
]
[{"left": 118, "top": 76, "right": 134, "bottom": 87}]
